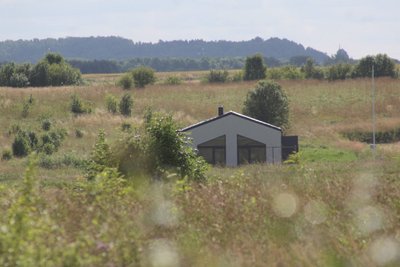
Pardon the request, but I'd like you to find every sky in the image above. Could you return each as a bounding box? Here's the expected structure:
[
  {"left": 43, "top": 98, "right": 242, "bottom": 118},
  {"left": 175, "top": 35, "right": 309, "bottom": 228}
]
[{"left": 0, "top": 0, "right": 399, "bottom": 59}]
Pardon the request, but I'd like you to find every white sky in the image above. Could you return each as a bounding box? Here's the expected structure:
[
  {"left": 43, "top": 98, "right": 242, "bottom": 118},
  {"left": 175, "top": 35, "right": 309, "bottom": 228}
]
[{"left": 0, "top": 0, "right": 399, "bottom": 59}]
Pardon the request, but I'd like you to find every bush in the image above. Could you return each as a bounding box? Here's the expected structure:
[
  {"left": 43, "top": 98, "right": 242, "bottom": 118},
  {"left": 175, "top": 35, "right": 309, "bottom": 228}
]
[
  {"left": 267, "top": 66, "right": 304, "bottom": 80},
  {"left": 131, "top": 66, "right": 155, "bottom": 88},
  {"left": 114, "top": 113, "right": 207, "bottom": 181},
  {"left": 353, "top": 54, "right": 396, "bottom": 78},
  {"left": 12, "top": 132, "right": 32, "bottom": 157},
  {"left": 75, "top": 129, "right": 84, "bottom": 138},
  {"left": 232, "top": 71, "right": 243, "bottom": 82},
  {"left": 70, "top": 94, "right": 91, "bottom": 114},
  {"left": 1, "top": 149, "right": 12, "bottom": 160},
  {"left": 105, "top": 94, "right": 118, "bottom": 114},
  {"left": 206, "top": 69, "right": 229, "bottom": 83},
  {"left": 164, "top": 76, "right": 182, "bottom": 85},
  {"left": 243, "top": 80, "right": 289, "bottom": 130},
  {"left": 41, "top": 118, "right": 52, "bottom": 131},
  {"left": 119, "top": 93, "right": 133, "bottom": 116},
  {"left": 85, "top": 131, "right": 113, "bottom": 180},
  {"left": 327, "top": 64, "right": 353, "bottom": 81},
  {"left": 117, "top": 74, "right": 133, "bottom": 89},
  {"left": 121, "top": 122, "right": 132, "bottom": 132},
  {"left": 243, "top": 54, "right": 266, "bottom": 81}
]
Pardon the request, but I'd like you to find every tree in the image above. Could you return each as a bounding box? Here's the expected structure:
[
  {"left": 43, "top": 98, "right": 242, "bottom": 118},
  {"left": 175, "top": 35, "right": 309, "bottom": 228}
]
[
  {"left": 119, "top": 93, "right": 133, "bottom": 116},
  {"left": 243, "top": 54, "right": 266, "bottom": 81},
  {"left": 353, "top": 54, "right": 396, "bottom": 78},
  {"left": 131, "top": 66, "right": 155, "bottom": 88},
  {"left": 243, "top": 80, "right": 289, "bottom": 129},
  {"left": 302, "top": 58, "right": 324, "bottom": 79}
]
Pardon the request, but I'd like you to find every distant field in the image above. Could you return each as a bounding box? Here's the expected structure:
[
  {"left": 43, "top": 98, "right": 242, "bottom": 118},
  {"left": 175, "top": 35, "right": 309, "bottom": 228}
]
[{"left": 1, "top": 73, "right": 400, "bottom": 266}]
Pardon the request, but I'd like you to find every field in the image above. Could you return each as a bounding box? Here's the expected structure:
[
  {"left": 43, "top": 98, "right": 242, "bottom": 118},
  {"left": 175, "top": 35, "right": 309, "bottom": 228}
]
[{"left": 1, "top": 72, "right": 400, "bottom": 266}]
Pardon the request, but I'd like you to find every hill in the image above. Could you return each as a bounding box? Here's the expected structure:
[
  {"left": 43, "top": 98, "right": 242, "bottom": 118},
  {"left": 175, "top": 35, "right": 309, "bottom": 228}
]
[{"left": 0, "top": 36, "right": 331, "bottom": 64}]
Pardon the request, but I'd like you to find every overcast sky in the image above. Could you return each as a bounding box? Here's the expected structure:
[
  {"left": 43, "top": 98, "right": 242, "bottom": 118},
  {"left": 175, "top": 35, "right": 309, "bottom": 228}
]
[{"left": 0, "top": 0, "right": 399, "bottom": 59}]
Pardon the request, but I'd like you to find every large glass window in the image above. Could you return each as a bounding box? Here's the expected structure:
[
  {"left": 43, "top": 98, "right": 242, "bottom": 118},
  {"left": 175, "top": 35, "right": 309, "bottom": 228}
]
[
  {"left": 237, "top": 135, "right": 266, "bottom": 164},
  {"left": 197, "top": 135, "right": 226, "bottom": 165}
]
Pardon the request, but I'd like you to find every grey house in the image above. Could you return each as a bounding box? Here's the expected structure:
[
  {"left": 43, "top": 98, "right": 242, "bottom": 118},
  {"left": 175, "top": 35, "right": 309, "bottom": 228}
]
[{"left": 181, "top": 107, "right": 297, "bottom": 166}]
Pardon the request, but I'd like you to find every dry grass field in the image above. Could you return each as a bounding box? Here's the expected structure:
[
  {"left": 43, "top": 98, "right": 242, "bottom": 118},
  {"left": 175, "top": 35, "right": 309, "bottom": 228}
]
[{"left": 0, "top": 72, "right": 400, "bottom": 266}]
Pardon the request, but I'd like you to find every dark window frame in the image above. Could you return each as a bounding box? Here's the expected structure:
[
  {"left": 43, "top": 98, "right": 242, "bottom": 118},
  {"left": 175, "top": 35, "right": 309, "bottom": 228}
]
[
  {"left": 197, "top": 135, "right": 226, "bottom": 165},
  {"left": 237, "top": 135, "right": 266, "bottom": 165}
]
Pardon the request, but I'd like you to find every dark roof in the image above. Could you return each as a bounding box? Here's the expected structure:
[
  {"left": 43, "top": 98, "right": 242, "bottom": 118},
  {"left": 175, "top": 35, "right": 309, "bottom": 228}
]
[{"left": 180, "top": 111, "right": 282, "bottom": 132}]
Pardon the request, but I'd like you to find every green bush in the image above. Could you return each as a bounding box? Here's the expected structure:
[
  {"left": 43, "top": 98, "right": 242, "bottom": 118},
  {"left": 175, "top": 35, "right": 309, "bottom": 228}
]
[
  {"left": 105, "top": 94, "right": 118, "bottom": 114},
  {"left": 70, "top": 94, "right": 91, "bottom": 114},
  {"left": 206, "top": 69, "right": 229, "bottom": 83},
  {"left": 85, "top": 131, "right": 113, "bottom": 180},
  {"left": 327, "top": 64, "right": 353, "bottom": 81},
  {"left": 1, "top": 149, "right": 12, "bottom": 160},
  {"left": 164, "top": 75, "right": 182, "bottom": 85},
  {"left": 12, "top": 132, "right": 32, "bottom": 157},
  {"left": 119, "top": 93, "right": 133, "bottom": 116},
  {"left": 243, "top": 54, "right": 267, "bottom": 81},
  {"left": 243, "top": 80, "right": 289, "bottom": 130},
  {"left": 131, "top": 66, "right": 155, "bottom": 88},
  {"left": 117, "top": 74, "right": 133, "bottom": 89},
  {"left": 41, "top": 118, "right": 52, "bottom": 131},
  {"left": 232, "top": 71, "right": 243, "bottom": 82},
  {"left": 0, "top": 53, "right": 82, "bottom": 87},
  {"left": 114, "top": 113, "right": 207, "bottom": 181}
]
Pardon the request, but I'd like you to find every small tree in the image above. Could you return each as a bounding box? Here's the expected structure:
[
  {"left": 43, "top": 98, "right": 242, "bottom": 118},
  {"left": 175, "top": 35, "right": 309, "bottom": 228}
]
[
  {"left": 243, "top": 54, "right": 266, "bottom": 81},
  {"left": 131, "top": 66, "right": 155, "bottom": 88},
  {"left": 119, "top": 93, "right": 133, "bottom": 116},
  {"left": 243, "top": 80, "right": 289, "bottom": 129},
  {"left": 105, "top": 94, "right": 118, "bottom": 114},
  {"left": 117, "top": 74, "right": 133, "bottom": 89}
]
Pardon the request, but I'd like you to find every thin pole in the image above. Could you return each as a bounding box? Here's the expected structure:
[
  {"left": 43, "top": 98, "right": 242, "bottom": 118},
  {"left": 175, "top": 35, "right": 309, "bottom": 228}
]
[{"left": 372, "top": 65, "right": 376, "bottom": 158}]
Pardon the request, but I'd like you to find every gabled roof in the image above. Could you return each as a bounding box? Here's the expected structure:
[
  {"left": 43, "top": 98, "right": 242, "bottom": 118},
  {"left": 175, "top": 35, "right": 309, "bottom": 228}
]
[{"left": 180, "top": 111, "right": 282, "bottom": 132}]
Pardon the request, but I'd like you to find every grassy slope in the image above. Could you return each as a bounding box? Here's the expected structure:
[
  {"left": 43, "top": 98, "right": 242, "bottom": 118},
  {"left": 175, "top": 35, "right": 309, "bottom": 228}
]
[{"left": 0, "top": 73, "right": 400, "bottom": 266}]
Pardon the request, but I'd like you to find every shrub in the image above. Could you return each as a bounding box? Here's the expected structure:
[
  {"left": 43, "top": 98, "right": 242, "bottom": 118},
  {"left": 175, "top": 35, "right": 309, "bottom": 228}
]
[
  {"left": 232, "top": 71, "right": 243, "bottom": 82},
  {"left": 75, "top": 129, "right": 84, "bottom": 138},
  {"left": 353, "top": 54, "right": 396, "bottom": 78},
  {"left": 121, "top": 122, "right": 132, "bottom": 132},
  {"left": 114, "top": 113, "right": 207, "bottom": 181},
  {"left": 119, "top": 93, "right": 133, "bottom": 116},
  {"left": 243, "top": 80, "right": 289, "bottom": 130},
  {"left": 30, "top": 53, "right": 82, "bottom": 87},
  {"left": 164, "top": 76, "right": 182, "bottom": 85},
  {"left": 105, "top": 94, "right": 118, "bottom": 114},
  {"left": 1, "top": 149, "right": 12, "bottom": 160},
  {"left": 85, "top": 131, "right": 113, "bottom": 180},
  {"left": 70, "top": 94, "right": 91, "bottom": 114},
  {"left": 12, "top": 132, "right": 32, "bottom": 157},
  {"left": 21, "top": 101, "right": 31, "bottom": 118},
  {"left": 206, "top": 69, "right": 229, "bottom": 83},
  {"left": 243, "top": 54, "right": 267, "bottom": 81},
  {"left": 327, "top": 64, "right": 353, "bottom": 81},
  {"left": 41, "top": 118, "right": 52, "bottom": 131},
  {"left": 117, "top": 74, "right": 133, "bottom": 89},
  {"left": 39, "top": 129, "right": 67, "bottom": 155},
  {"left": 131, "top": 66, "right": 155, "bottom": 88}
]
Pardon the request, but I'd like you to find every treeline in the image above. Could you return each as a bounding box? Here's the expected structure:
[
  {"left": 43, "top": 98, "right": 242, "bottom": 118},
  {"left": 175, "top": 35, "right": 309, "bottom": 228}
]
[
  {"left": 0, "top": 53, "right": 81, "bottom": 87},
  {"left": 67, "top": 57, "right": 286, "bottom": 74},
  {"left": 64, "top": 48, "right": 354, "bottom": 74},
  {"left": 0, "top": 36, "right": 331, "bottom": 64}
]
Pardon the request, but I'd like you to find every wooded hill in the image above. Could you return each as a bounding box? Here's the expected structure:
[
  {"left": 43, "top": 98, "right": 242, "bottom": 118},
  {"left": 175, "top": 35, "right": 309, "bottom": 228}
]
[{"left": 0, "top": 36, "right": 331, "bottom": 64}]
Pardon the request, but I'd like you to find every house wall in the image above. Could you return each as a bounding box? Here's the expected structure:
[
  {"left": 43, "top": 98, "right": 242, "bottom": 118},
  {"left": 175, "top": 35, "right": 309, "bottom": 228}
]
[{"left": 184, "top": 114, "right": 282, "bottom": 166}]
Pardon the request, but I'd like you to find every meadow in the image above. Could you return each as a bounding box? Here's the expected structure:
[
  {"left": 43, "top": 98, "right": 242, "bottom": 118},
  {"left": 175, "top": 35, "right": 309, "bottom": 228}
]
[{"left": 0, "top": 72, "right": 400, "bottom": 266}]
